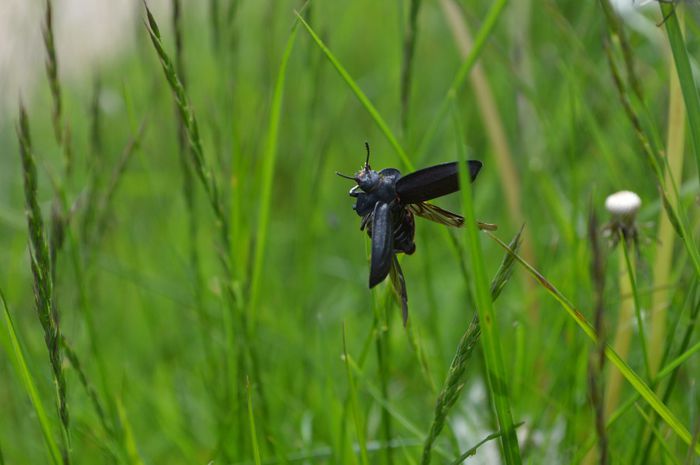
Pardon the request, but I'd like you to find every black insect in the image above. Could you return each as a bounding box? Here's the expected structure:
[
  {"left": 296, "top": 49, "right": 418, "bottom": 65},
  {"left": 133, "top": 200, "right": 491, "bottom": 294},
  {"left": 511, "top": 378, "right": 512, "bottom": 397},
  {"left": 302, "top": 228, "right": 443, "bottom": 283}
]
[{"left": 338, "top": 143, "right": 487, "bottom": 326}]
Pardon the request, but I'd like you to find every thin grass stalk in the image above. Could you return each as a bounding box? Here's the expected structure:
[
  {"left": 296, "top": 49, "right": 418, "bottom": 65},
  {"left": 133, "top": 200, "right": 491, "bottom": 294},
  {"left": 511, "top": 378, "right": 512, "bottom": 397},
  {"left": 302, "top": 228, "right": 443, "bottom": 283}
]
[
  {"left": 42, "top": 0, "right": 62, "bottom": 144},
  {"left": 1, "top": 290, "right": 64, "bottom": 465},
  {"left": 687, "top": 420, "right": 700, "bottom": 465},
  {"left": 622, "top": 237, "right": 651, "bottom": 380},
  {"left": 81, "top": 77, "right": 104, "bottom": 239},
  {"left": 453, "top": 103, "right": 521, "bottom": 465},
  {"left": 346, "top": 353, "right": 454, "bottom": 460},
  {"left": 420, "top": 225, "right": 521, "bottom": 465},
  {"left": 373, "top": 292, "right": 394, "bottom": 465},
  {"left": 94, "top": 122, "right": 146, "bottom": 241},
  {"left": 651, "top": 42, "right": 686, "bottom": 377},
  {"left": 415, "top": 0, "right": 508, "bottom": 163},
  {"left": 605, "top": 50, "right": 700, "bottom": 286},
  {"left": 171, "top": 0, "right": 212, "bottom": 384},
  {"left": 598, "top": 0, "right": 643, "bottom": 100},
  {"left": 115, "top": 399, "right": 146, "bottom": 465},
  {"left": 60, "top": 192, "right": 116, "bottom": 434},
  {"left": 575, "top": 332, "right": 700, "bottom": 462},
  {"left": 336, "top": 315, "right": 384, "bottom": 462},
  {"left": 144, "top": 7, "right": 258, "bottom": 456},
  {"left": 450, "top": 425, "right": 523, "bottom": 465},
  {"left": 342, "top": 325, "right": 370, "bottom": 465},
  {"left": 400, "top": 0, "right": 421, "bottom": 135},
  {"left": 486, "top": 231, "right": 700, "bottom": 455},
  {"left": 60, "top": 336, "right": 110, "bottom": 436},
  {"left": 17, "top": 104, "right": 70, "bottom": 464},
  {"left": 576, "top": 283, "right": 699, "bottom": 461},
  {"left": 247, "top": 24, "right": 299, "bottom": 330},
  {"left": 635, "top": 405, "right": 683, "bottom": 465},
  {"left": 209, "top": 0, "right": 220, "bottom": 50},
  {"left": 439, "top": 0, "right": 538, "bottom": 322},
  {"left": 439, "top": 0, "right": 521, "bottom": 231},
  {"left": 660, "top": 3, "right": 700, "bottom": 180},
  {"left": 246, "top": 378, "right": 263, "bottom": 465},
  {"left": 639, "top": 285, "right": 700, "bottom": 465},
  {"left": 587, "top": 209, "right": 608, "bottom": 465}
]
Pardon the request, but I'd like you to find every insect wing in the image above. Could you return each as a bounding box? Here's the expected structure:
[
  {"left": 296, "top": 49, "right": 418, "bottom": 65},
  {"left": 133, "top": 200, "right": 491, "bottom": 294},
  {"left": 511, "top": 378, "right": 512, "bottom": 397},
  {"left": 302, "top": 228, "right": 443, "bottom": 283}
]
[
  {"left": 389, "top": 255, "right": 409, "bottom": 326},
  {"left": 395, "top": 160, "right": 482, "bottom": 204},
  {"left": 369, "top": 202, "right": 394, "bottom": 288},
  {"left": 408, "top": 202, "right": 464, "bottom": 228}
]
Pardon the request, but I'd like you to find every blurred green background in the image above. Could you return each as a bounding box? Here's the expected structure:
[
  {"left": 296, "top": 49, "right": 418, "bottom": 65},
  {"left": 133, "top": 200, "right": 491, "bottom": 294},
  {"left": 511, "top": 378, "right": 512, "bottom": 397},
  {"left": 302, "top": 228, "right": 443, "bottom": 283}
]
[{"left": 1, "top": 0, "right": 699, "bottom": 464}]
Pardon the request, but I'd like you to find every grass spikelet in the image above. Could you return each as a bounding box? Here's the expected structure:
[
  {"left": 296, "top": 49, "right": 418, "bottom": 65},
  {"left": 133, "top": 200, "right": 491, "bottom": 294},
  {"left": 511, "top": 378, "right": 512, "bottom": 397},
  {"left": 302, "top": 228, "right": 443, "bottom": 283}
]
[
  {"left": 421, "top": 227, "right": 523, "bottom": 465},
  {"left": 145, "top": 5, "right": 227, "bottom": 238},
  {"left": 42, "top": 0, "right": 63, "bottom": 144},
  {"left": 16, "top": 103, "right": 70, "bottom": 463},
  {"left": 144, "top": 5, "right": 275, "bottom": 456}
]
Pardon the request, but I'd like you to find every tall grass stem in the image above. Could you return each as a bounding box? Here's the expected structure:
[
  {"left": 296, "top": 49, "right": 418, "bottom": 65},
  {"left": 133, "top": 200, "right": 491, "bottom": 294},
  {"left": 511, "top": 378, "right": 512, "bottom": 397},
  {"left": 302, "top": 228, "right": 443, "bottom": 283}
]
[{"left": 453, "top": 102, "right": 521, "bottom": 465}]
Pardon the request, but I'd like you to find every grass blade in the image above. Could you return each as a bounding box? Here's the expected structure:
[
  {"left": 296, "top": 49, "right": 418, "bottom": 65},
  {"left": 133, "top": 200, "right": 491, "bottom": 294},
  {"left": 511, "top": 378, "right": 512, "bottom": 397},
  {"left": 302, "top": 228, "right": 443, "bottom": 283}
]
[
  {"left": 115, "top": 398, "right": 145, "bottom": 465},
  {"left": 421, "top": 227, "right": 522, "bottom": 465},
  {"left": 452, "top": 103, "right": 521, "bottom": 465},
  {"left": 0, "top": 290, "right": 63, "bottom": 465},
  {"left": 486, "top": 232, "right": 700, "bottom": 456},
  {"left": 247, "top": 24, "right": 298, "bottom": 328},
  {"left": 415, "top": 0, "right": 508, "bottom": 162},
  {"left": 295, "top": 11, "right": 412, "bottom": 170},
  {"left": 342, "top": 325, "right": 370, "bottom": 465},
  {"left": 247, "top": 378, "right": 263, "bottom": 465},
  {"left": 450, "top": 424, "right": 523, "bottom": 465},
  {"left": 660, "top": 4, "right": 700, "bottom": 180}
]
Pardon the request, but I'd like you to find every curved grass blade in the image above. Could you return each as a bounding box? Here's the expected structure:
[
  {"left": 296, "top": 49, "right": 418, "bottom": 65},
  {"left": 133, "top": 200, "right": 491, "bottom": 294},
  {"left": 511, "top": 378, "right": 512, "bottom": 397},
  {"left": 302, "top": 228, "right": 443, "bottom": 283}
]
[
  {"left": 486, "top": 232, "right": 700, "bottom": 456},
  {"left": 1, "top": 290, "right": 63, "bottom": 465},
  {"left": 294, "top": 11, "right": 413, "bottom": 170},
  {"left": 421, "top": 227, "right": 523, "bottom": 465},
  {"left": 450, "top": 423, "right": 524, "bottom": 465}
]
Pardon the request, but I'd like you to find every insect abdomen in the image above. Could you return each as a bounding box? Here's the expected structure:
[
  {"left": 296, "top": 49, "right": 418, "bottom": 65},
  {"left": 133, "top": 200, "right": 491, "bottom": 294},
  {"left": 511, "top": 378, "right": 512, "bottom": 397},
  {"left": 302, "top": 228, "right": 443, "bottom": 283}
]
[{"left": 393, "top": 208, "right": 416, "bottom": 255}]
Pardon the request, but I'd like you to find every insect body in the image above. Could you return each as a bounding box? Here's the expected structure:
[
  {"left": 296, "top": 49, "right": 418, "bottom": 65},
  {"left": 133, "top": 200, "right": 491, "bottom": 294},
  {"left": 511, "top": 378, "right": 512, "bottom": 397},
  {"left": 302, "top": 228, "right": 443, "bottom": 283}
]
[{"left": 338, "top": 143, "right": 484, "bottom": 325}]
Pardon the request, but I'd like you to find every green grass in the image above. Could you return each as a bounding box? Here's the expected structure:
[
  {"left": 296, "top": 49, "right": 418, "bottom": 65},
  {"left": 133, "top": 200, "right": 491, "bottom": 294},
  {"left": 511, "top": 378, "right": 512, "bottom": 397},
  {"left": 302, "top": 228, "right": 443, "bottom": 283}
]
[{"left": 1, "top": 1, "right": 700, "bottom": 463}]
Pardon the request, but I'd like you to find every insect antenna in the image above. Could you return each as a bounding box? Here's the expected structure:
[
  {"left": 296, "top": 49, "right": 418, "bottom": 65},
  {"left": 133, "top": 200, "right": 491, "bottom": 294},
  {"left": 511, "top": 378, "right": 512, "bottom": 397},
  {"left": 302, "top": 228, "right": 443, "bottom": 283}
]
[
  {"left": 335, "top": 171, "right": 356, "bottom": 181},
  {"left": 364, "top": 141, "right": 371, "bottom": 169}
]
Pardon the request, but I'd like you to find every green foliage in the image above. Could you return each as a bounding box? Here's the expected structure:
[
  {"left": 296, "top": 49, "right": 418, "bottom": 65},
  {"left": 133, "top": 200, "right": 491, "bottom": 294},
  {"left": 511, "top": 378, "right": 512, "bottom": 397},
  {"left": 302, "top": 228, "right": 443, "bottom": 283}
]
[{"left": 1, "top": 1, "right": 700, "bottom": 464}]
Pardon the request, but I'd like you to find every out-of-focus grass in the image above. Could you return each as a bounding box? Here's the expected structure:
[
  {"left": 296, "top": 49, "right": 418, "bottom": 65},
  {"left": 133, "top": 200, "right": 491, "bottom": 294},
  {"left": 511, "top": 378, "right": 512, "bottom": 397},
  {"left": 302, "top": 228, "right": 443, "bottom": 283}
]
[{"left": 1, "top": 1, "right": 699, "bottom": 464}]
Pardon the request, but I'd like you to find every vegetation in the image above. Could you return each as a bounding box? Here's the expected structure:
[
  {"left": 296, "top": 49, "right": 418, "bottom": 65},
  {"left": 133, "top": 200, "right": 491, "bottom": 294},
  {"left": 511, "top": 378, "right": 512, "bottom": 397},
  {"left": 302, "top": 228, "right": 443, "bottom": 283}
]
[{"left": 1, "top": 0, "right": 699, "bottom": 463}]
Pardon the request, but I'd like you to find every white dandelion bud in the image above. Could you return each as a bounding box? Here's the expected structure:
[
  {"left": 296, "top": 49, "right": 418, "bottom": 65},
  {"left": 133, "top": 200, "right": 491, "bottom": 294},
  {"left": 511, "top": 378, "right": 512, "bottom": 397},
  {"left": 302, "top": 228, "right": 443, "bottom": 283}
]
[
  {"left": 605, "top": 190, "right": 641, "bottom": 223},
  {"left": 605, "top": 190, "right": 641, "bottom": 245}
]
